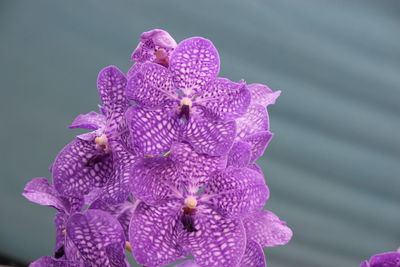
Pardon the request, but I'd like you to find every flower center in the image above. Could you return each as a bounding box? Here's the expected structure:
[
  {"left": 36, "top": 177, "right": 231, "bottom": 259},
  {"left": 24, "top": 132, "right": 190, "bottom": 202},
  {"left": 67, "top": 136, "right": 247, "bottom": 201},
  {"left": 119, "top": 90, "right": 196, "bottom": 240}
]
[
  {"left": 184, "top": 195, "right": 197, "bottom": 209},
  {"left": 95, "top": 134, "right": 109, "bottom": 152},
  {"left": 179, "top": 97, "right": 192, "bottom": 121}
]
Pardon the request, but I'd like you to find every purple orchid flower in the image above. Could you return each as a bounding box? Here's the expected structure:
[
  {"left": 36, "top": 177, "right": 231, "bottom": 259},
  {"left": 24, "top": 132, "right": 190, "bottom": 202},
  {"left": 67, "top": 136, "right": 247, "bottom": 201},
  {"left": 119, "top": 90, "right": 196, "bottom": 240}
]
[
  {"left": 360, "top": 248, "right": 400, "bottom": 267},
  {"left": 131, "top": 29, "right": 177, "bottom": 67},
  {"left": 23, "top": 179, "right": 129, "bottom": 266},
  {"left": 125, "top": 37, "right": 251, "bottom": 157},
  {"left": 52, "top": 66, "right": 131, "bottom": 198},
  {"left": 128, "top": 142, "right": 269, "bottom": 267}
]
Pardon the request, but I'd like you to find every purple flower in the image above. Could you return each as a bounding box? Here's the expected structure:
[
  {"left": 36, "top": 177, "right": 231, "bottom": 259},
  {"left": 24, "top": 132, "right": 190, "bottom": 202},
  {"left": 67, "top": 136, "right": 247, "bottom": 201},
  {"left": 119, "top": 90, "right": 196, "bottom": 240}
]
[
  {"left": 131, "top": 29, "right": 177, "bottom": 67},
  {"left": 361, "top": 249, "right": 400, "bottom": 267},
  {"left": 125, "top": 37, "right": 251, "bottom": 156},
  {"left": 23, "top": 179, "right": 129, "bottom": 266},
  {"left": 52, "top": 66, "right": 131, "bottom": 197},
  {"left": 128, "top": 142, "right": 269, "bottom": 267}
]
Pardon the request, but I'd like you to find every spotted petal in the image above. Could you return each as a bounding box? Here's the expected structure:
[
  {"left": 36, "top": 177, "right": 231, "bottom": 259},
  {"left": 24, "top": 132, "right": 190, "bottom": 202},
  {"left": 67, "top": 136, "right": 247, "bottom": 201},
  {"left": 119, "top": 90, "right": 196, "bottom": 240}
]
[
  {"left": 170, "top": 37, "right": 220, "bottom": 96},
  {"left": 202, "top": 167, "right": 269, "bottom": 217},
  {"left": 181, "top": 205, "right": 246, "bottom": 267},
  {"left": 66, "top": 210, "right": 126, "bottom": 266},
  {"left": 68, "top": 111, "right": 106, "bottom": 131},
  {"left": 242, "top": 131, "right": 274, "bottom": 162},
  {"left": 227, "top": 141, "right": 252, "bottom": 168},
  {"left": 126, "top": 62, "right": 177, "bottom": 109},
  {"left": 197, "top": 78, "right": 251, "bottom": 121},
  {"left": 97, "top": 66, "right": 129, "bottom": 119},
  {"left": 105, "top": 243, "right": 129, "bottom": 267},
  {"left": 129, "top": 201, "right": 186, "bottom": 266},
  {"left": 248, "top": 83, "right": 281, "bottom": 107},
  {"left": 125, "top": 105, "right": 181, "bottom": 155},
  {"left": 181, "top": 117, "right": 236, "bottom": 156},
  {"left": 52, "top": 139, "right": 113, "bottom": 197},
  {"left": 235, "top": 104, "right": 268, "bottom": 141},
  {"left": 91, "top": 201, "right": 135, "bottom": 238},
  {"left": 170, "top": 142, "right": 227, "bottom": 191},
  {"left": 131, "top": 157, "right": 179, "bottom": 205},
  {"left": 243, "top": 210, "right": 293, "bottom": 247},
  {"left": 240, "top": 240, "right": 266, "bottom": 267},
  {"left": 90, "top": 142, "right": 138, "bottom": 207},
  {"left": 23, "top": 177, "right": 67, "bottom": 212},
  {"left": 29, "top": 256, "right": 82, "bottom": 267}
]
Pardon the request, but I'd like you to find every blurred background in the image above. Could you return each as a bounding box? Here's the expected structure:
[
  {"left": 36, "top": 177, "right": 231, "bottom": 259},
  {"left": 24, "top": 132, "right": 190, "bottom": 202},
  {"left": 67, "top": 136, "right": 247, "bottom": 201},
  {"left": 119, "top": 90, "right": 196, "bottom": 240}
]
[{"left": 0, "top": 0, "right": 399, "bottom": 266}]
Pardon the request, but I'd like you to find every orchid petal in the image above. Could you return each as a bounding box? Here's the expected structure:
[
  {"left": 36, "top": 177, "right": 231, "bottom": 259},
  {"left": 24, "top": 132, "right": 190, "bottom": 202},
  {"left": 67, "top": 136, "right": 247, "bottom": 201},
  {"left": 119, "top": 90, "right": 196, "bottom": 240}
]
[
  {"left": 181, "top": 205, "right": 246, "bottom": 267},
  {"left": 126, "top": 105, "right": 181, "bottom": 155},
  {"left": 97, "top": 66, "right": 129, "bottom": 120},
  {"left": 203, "top": 167, "right": 269, "bottom": 217},
  {"left": 23, "top": 177, "right": 67, "bottom": 212},
  {"left": 197, "top": 78, "right": 250, "bottom": 121},
  {"left": 243, "top": 210, "right": 293, "bottom": 247},
  {"left": 170, "top": 37, "right": 220, "bottom": 95},
  {"left": 170, "top": 142, "right": 227, "bottom": 191},
  {"left": 130, "top": 157, "right": 179, "bottom": 205},
  {"left": 181, "top": 117, "right": 236, "bottom": 156},
  {"left": 248, "top": 83, "right": 281, "bottom": 107},
  {"left": 242, "top": 131, "right": 274, "bottom": 162},
  {"left": 235, "top": 104, "right": 268, "bottom": 141},
  {"left": 66, "top": 210, "right": 126, "bottom": 266},
  {"left": 126, "top": 62, "right": 177, "bottom": 108},
  {"left": 240, "top": 240, "right": 266, "bottom": 267},
  {"left": 227, "top": 141, "right": 252, "bottom": 168},
  {"left": 68, "top": 111, "right": 106, "bottom": 130},
  {"left": 129, "top": 202, "right": 186, "bottom": 266},
  {"left": 52, "top": 139, "right": 113, "bottom": 197}
]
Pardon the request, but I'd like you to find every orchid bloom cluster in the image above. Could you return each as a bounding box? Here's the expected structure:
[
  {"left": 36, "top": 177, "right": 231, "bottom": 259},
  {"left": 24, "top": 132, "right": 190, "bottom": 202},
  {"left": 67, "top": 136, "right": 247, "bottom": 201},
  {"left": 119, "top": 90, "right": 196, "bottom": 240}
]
[{"left": 23, "top": 29, "right": 292, "bottom": 267}]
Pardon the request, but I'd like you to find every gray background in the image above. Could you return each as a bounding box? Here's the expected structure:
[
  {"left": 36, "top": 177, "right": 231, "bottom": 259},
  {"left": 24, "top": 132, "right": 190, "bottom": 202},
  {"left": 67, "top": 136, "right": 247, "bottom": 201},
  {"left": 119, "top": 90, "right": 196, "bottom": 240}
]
[{"left": 0, "top": 1, "right": 399, "bottom": 266}]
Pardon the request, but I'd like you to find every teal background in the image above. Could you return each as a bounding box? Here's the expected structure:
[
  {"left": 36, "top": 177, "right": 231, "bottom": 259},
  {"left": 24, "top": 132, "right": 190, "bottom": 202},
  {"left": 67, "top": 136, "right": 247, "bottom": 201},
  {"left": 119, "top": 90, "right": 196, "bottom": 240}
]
[{"left": 0, "top": 1, "right": 399, "bottom": 266}]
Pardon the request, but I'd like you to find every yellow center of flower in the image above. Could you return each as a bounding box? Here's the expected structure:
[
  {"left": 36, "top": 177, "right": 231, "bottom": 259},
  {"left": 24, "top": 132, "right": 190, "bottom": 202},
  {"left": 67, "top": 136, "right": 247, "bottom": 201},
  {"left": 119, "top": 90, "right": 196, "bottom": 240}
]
[{"left": 184, "top": 195, "right": 197, "bottom": 209}]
